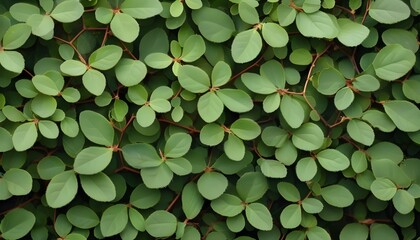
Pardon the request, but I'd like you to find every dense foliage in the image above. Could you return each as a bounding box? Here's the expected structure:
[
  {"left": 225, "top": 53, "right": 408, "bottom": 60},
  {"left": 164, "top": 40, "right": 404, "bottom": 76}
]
[{"left": 0, "top": 0, "right": 420, "bottom": 239}]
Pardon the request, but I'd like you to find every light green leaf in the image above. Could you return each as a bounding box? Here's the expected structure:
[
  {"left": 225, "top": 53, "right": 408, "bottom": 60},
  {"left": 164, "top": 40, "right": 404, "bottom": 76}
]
[
  {"left": 110, "top": 13, "right": 139, "bottom": 43},
  {"left": 245, "top": 203, "right": 273, "bottom": 231},
  {"left": 277, "top": 182, "right": 301, "bottom": 202},
  {"left": 296, "top": 11, "right": 339, "bottom": 38},
  {"left": 144, "top": 210, "right": 177, "bottom": 238},
  {"left": 182, "top": 182, "right": 204, "bottom": 219},
  {"left": 277, "top": 4, "right": 297, "bottom": 27},
  {"left": 197, "top": 171, "right": 228, "bottom": 200},
  {"left": 80, "top": 172, "right": 116, "bottom": 202},
  {"left": 392, "top": 189, "right": 415, "bottom": 214},
  {"left": 122, "top": 143, "right": 161, "bottom": 169},
  {"left": 141, "top": 164, "right": 173, "bottom": 188},
  {"left": 198, "top": 92, "right": 224, "bottom": 123},
  {"left": 62, "top": 87, "right": 81, "bottom": 103},
  {"left": 317, "top": 149, "right": 350, "bottom": 172},
  {"left": 67, "top": 205, "right": 99, "bottom": 229},
  {"left": 369, "top": 0, "right": 410, "bottom": 24},
  {"left": 165, "top": 158, "right": 191, "bottom": 176},
  {"left": 316, "top": 67, "right": 346, "bottom": 95},
  {"left": 296, "top": 157, "right": 318, "bottom": 182},
  {"left": 200, "top": 123, "right": 225, "bottom": 146},
  {"left": 259, "top": 160, "right": 287, "bottom": 178},
  {"left": 27, "top": 14, "right": 54, "bottom": 37},
  {"left": 292, "top": 122, "right": 324, "bottom": 151},
  {"left": 120, "top": 0, "right": 163, "bottom": 19},
  {"left": 38, "top": 120, "right": 59, "bottom": 139},
  {"left": 32, "top": 72, "right": 63, "bottom": 96},
  {"left": 383, "top": 100, "right": 420, "bottom": 132},
  {"left": 403, "top": 76, "right": 420, "bottom": 103},
  {"left": 302, "top": 198, "right": 323, "bottom": 214},
  {"left": 224, "top": 133, "right": 245, "bottom": 161},
  {"left": 306, "top": 226, "right": 331, "bottom": 240},
  {"left": 230, "top": 118, "right": 261, "bottom": 141},
  {"left": 231, "top": 29, "right": 262, "bottom": 64},
  {"left": 320, "top": 184, "right": 354, "bottom": 207},
  {"left": 336, "top": 18, "right": 369, "bottom": 47},
  {"left": 178, "top": 65, "right": 210, "bottom": 93},
  {"left": 9, "top": 3, "right": 40, "bottom": 22},
  {"left": 211, "top": 61, "right": 231, "bottom": 87},
  {"left": 0, "top": 50, "right": 25, "bottom": 73},
  {"left": 12, "top": 122, "right": 38, "bottom": 152},
  {"left": 60, "top": 59, "right": 87, "bottom": 76},
  {"left": 263, "top": 93, "right": 281, "bottom": 113},
  {"left": 361, "top": 110, "right": 395, "bottom": 132},
  {"left": 181, "top": 35, "right": 206, "bottom": 62},
  {"left": 210, "top": 193, "right": 244, "bottom": 217},
  {"left": 289, "top": 48, "right": 312, "bottom": 66},
  {"left": 100, "top": 204, "right": 128, "bottom": 237},
  {"left": 347, "top": 119, "right": 374, "bottom": 146},
  {"left": 280, "top": 95, "right": 305, "bottom": 129},
  {"left": 129, "top": 184, "right": 161, "bottom": 209},
  {"left": 82, "top": 69, "right": 106, "bottom": 96},
  {"left": 0, "top": 208, "right": 36, "bottom": 239},
  {"left": 241, "top": 73, "right": 277, "bottom": 94},
  {"left": 260, "top": 60, "right": 286, "bottom": 89},
  {"left": 238, "top": 2, "right": 259, "bottom": 24},
  {"left": 144, "top": 53, "right": 173, "bottom": 69},
  {"left": 60, "top": 117, "right": 79, "bottom": 138},
  {"left": 0, "top": 127, "right": 13, "bottom": 152},
  {"left": 149, "top": 98, "right": 171, "bottom": 113},
  {"left": 89, "top": 45, "right": 123, "bottom": 70},
  {"left": 280, "top": 204, "right": 301, "bottom": 229},
  {"left": 339, "top": 223, "right": 369, "bottom": 240},
  {"left": 237, "top": 172, "right": 268, "bottom": 202},
  {"left": 334, "top": 86, "right": 354, "bottom": 110},
  {"left": 115, "top": 59, "right": 147, "bottom": 86},
  {"left": 262, "top": 22, "right": 289, "bottom": 48},
  {"left": 50, "top": 0, "right": 84, "bottom": 23},
  {"left": 382, "top": 28, "right": 419, "bottom": 53},
  {"left": 353, "top": 74, "right": 380, "bottom": 92},
  {"left": 164, "top": 132, "right": 192, "bottom": 158},
  {"left": 2, "top": 23, "right": 32, "bottom": 50},
  {"left": 31, "top": 94, "right": 57, "bottom": 118},
  {"left": 3, "top": 168, "right": 32, "bottom": 196},
  {"left": 372, "top": 44, "right": 415, "bottom": 81},
  {"left": 129, "top": 207, "right": 145, "bottom": 231},
  {"left": 74, "top": 147, "right": 113, "bottom": 175},
  {"left": 37, "top": 156, "right": 65, "bottom": 180},
  {"left": 136, "top": 105, "right": 156, "bottom": 127},
  {"left": 170, "top": 0, "right": 183, "bottom": 17},
  {"left": 350, "top": 150, "right": 368, "bottom": 174},
  {"left": 79, "top": 110, "right": 114, "bottom": 146},
  {"left": 46, "top": 171, "right": 78, "bottom": 208},
  {"left": 192, "top": 7, "right": 235, "bottom": 43}
]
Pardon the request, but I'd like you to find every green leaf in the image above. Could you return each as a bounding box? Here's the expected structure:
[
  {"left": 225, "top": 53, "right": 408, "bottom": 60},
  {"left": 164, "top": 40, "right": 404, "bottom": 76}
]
[
  {"left": 259, "top": 160, "right": 287, "bottom": 178},
  {"left": 38, "top": 120, "right": 59, "bottom": 139},
  {"left": 383, "top": 100, "right": 420, "bottom": 132},
  {"left": 382, "top": 28, "right": 419, "bottom": 53},
  {"left": 82, "top": 69, "right": 106, "bottom": 96},
  {"left": 336, "top": 18, "right": 369, "bottom": 47},
  {"left": 227, "top": 214, "right": 245, "bottom": 233},
  {"left": 280, "top": 204, "right": 301, "bottom": 229},
  {"left": 27, "top": 14, "right": 54, "bottom": 37},
  {"left": 296, "top": 11, "right": 339, "bottom": 38},
  {"left": 263, "top": 93, "right": 281, "bottom": 113},
  {"left": 182, "top": 182, "right": 204, "bottom": 219},
  {"left": 74, "top": 147, "right": 113, "bottom": 175},
  {"left": 136, "top": 105, "right": 156, "bottom": 127},
  {"left": 296, "top": 157, "right": 318, "bottom": 182},
  {"left": 50, "top": 0, "right": 84, "bottom": 23},
  {"left": 110, "top": 13, "right": 139, "bottom": 43},
  {"left": 320, "top": 184, "right": 354, "bottom": 207},
  {"left": 37, "top": 156, "right": 65, "bottom": 180},
  {"left": 334, "top": 87, "right": 354, "bottom": 110},
  {"left": 261, "top": 126, "right": 288, "bottom": 147},
  {"left": 211, "top": 61, "right": 231, "bottom": 87},
  {"left": 316, "top": 68, "right": 346, "bottom": 95},
  {"left": 9, "top": 3, "right": 40, "bottom": 22},
  {"left": 115, "top": 59, "right": 147, "bottom": 87},
  {"left": 261, "top": 60, "right": 286, "bottom": 89},
  {"left": 370, "top": 223, "right": 399, "bottom": 240},
  {"left": 370, "top": 178, "right": 397, "bottom": 201},
  {"left": 292, "top": 122, "right": 324, "bottom": 151},
  {"left": 241, "top": 73, "right": 277, "bottom": 95},
  {"left": 170, "top": 0, "right": 183, "bottom": 17},
  {"left": 261, "top": 22, "right": 289, "bottom": 48},
  {"left": 2, "top": 23, "right": 32, "bottom": 50},
  {"left": 350, "top": 150, "right": 368, "bottom": 174},
  {"left": 0, "top": 208, "right": 36, "bottom": 239},
  {"left": 120, "top": 0, "right": 163, "bottom": 19},
  {"left": 46, "top": 171, "right": 78, "bottom": 208},
  {"left": 362, "top": 110, "right": 395, "bottom": 132},
  {"left": 164, "top": 133, "right": 192, "bottom": 158},
  {"left": 60, "top": 117, "right": 79, "bottom": 138},
  {"left": 392, "top": 189, "right": 415, "bottom": 214},
  {"left": 0, "top": 127, "right": 13, "bottom": 152},
  {"left": 339, "top": 223, "right": 369, "bottom": 240},
  {"left": 130, "top": 184, "right": 161, "bottom": 209},
  {"left": 60, "top": 60, "right": 87, "bottom": 76},
  {"left": 302, "top": 198, "right": 323, "bottom": 214},
  {"left": 238, "top": 2, "right": 259, "bottom": 24},
  {"left": 237, "top": 172, "right": 268, "bottom": 202},
  {"left": 145, "top": 210, "right": 177, "bottom": 238},
  {"left": 192, "top": 7, "right": 235, "bottom": 43},
  {"left": 2, "top": 106, "right": 27, "bottom": 122},
  {"left": 79, "top": 110, "right": 114, "bottom": 146},
  {"left": 403, "top": 76, "right": 420, "bottom": 103},
  {"left": 372, "top": 44, "right": 415, "bottom": 81},
  {"left": 280, "top": 95, "right": 305, "bottom": 129},
  {"left": 3, "top": 168, "right": 32, "bottom": 196},
  {"left": 12, "top": 122, "right": 38, "bottom": 152},
  {"left": 289, "top": 48, "right": 312, "bottom": 66},
  {"left": 277, "top": 4, "right": 297, "bottom": 27},
  {"left": 197, "top": 92, "right": 224, "bottom": 123},
  {"left": 32, "top": 73, "right": 63, "bottom": 96},
  {"left": 277, "top": 182, "right": 301, "bottom": 202},
  {"left": 141, "top": 164, "right": 173, "bottom": 188},
  {"left": 67, "top": 205, "right": 100, "bottom": 229},
  {"left": 0, "top": 50, "right": 25, "bottom": 73},
  {"left": 181, "top": 35, "right": 206, "bottom": 62},
  {"left": 347, "top": 119, "right": 374, "bottom": 146},
  {"left": 178, "top": 65, "right": 210, "bottom": 93},
  {"left": 210, "top": 193, "right": 244, "bottom": 217},
  {"left": 317, "top": 149, "right": 350, "bottom": 172},
  {"left": 197, "top": 171, "right": 228, "bottom": 200},
  {"left": 217, "top": 89, "right": 253, "bottom": 113},
  {"left": 200, "top": 123, "right": 225, "bottom": 146},
  {"left": 31, "top": 94, "right": 57, "bottom": 118},
  {"left": 122, "top": 143, "right": 161, "bottom": 169},
  {"left": 89, "top": 45, "right": 123, "bottom": 70},
  {"left": 245, "top": 203, "right": 273, "bottom": 231},
  {"left": 62, "top": 87, "right": 81, "bottom": 103},
  {"left": 224, "top": 133, "right": 245, "bottom": 161},
  {"left": 353, "top": 74, "right": 380, "bottom": 92},
  {"left": 144, "top": 53, "right": 173, "bottom": 69},
  {"left": 149, "top": 98, "right": 171, "bottom": 113},
  {"left": 306, "top": 226, "right": 331, "bottom": 240},
  {"left": 80, "top": 173, "right": 116, "bottom": 202},
  {"left": 367, "top": 142, "right": 403, "bottom": 164},
  {"left": 231, "top": 29, "right": 262, "bottom": 64},
  {"left": 166, "top": 157, "right": 192, "bottom": 176},
  {"left": 369, "top": 0, "right": 410, "bottom": 24},
  {"left": 100, "top": 204, "right": 128, "bottom": 237},
  {"left": 230, "top": 118, "right": 261, "bottom": 141},
  {"left": 129, "top": 208, "right": 145, "bottom": 231}
]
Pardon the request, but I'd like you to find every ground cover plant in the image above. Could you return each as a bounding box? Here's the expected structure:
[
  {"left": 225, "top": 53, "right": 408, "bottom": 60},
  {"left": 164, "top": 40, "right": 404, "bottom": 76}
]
[{"left": 0, "top": 0, "right": 420, "bottom": 239}]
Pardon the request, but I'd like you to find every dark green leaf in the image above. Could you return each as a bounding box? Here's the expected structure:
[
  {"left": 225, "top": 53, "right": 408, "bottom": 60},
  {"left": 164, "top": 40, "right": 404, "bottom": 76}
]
[{"left": 0, "top": 208, "right": 36, "bottom": 239}]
